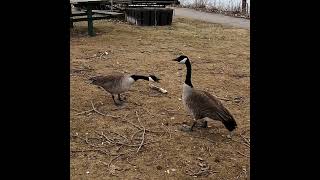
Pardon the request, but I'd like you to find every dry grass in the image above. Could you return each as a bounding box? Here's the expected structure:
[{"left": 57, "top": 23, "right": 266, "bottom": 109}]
[{"left": 71, "top": 17, "right": 250, "bottom": 179}]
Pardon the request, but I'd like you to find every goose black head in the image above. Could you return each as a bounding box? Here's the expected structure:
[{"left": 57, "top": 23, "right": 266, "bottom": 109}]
[
  {"left": 172, "top": 55, "right": 189, "bottom": 64},
  {"left": 148, "top": 75, "right": 161, "bottom": 83}
]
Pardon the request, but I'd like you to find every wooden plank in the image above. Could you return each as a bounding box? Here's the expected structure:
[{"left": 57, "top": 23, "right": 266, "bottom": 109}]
[
  {"left": 92, "top": 10, "right": 123, "bottom": 15},
  {"left": 70, "top": 0, "right": 108, "bottom": 3},
  {"left": 132, "top": 0, "right": 176, "bottom": 4},
  {"left": 72, "top": 14, "right": 110, "bottom": 19},
  {"left": 72, "top": 16, "right": 110, "bottom": 22},
  {"left": 71, "top": 14, "right": 110, "bottom": 22},
  {"left": 71, "top": 10, "right": 87, "bottom": 16}
]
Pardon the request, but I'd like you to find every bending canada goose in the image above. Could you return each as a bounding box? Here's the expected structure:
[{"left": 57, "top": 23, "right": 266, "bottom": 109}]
[
  {"left": 172, "top": 55, "right": 237, "bottom": 132},
  {"left": 89, "top": 74, "right": 160, "bottom": 106}
]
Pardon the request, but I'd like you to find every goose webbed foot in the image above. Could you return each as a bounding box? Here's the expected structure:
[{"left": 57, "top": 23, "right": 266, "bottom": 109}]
[
  {"left": 179, "top": 121, "right": 197, "bottom": 132},
  {"left": 196, "top": 119, "right": 208, "bottom": 128},
  {"left": 179, "top": 124, "right": 193, "bottom": 132},
  {"left": 112, "top": 95, "right": 123, "bottom": 106},
  {"left": 227, "top": 131, "right": 235, "bottom": 139},
  {"left": 117, "top": 94, "right": 126, "bottom": 102},
  {"left": 115, "top": 102, "right": 124, "bottom": 106}
]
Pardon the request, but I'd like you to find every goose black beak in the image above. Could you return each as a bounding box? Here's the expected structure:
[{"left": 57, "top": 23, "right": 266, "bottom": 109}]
[
  {"left": 150, "top": 75, "right": 161, "bottom": 83},
  {"left": 155, "top": 77, "right": 161, "bottom": 83},
  {"left": 172, "top": 58, "right": 179, "bottom": 62}
]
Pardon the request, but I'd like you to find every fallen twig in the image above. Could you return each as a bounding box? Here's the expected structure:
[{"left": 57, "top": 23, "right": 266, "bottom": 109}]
[
  {"left": 72, "top": 134, "right": 111, "bottom": 155},
  {"left": 99, "top": 160, "right": 109, "bottom": 166},
  {"left": 116, "top": 144, "right": 124, "bottom": 152},
  {"left": 126, "top": 157, "right": 136, "bottom": 166},
  {"left": 137, "top": 128, "right": 145, "bottom": 153},
  {"left": 135, "top": 111, "right": 146, "bottom": 153},
  {"left": 71, "top": 68, "right": 92, "bottom": 73},
  {"left": 99, "top": 54, "right": 104, "bottom": 59},
  {"left": 71, "top": 149, "right": 108, "bottom": 154},
  {"left": 135, "top": 111, "right": 142, "bottom": 126},
  {"left": 73, "top": 100, "right": 121, "bottom": 118},
  {"left": 242, "top": 142, "right": 250, "bottom": 148},
  {"left": 207, "top": 146, "right": 213, "bottom": 157},
  {"left": 187, "top": 166, "right": 216, "bottom": 177},
  {"left": 240, "top": 127, "right": 250, "bottom": 134},
  {"left": 131, "top": 129, "right": 143, "bottom": 142},
  {"left": 94, "top": 131, "right": 143, "bottom": 147},
  {"left": 94, "top": 130, "right": 114, "bottom": 144},
  {"left": 108, "top": 154, "right": 125, "bottom": 167},
  {"left": 240, "top": 134, "right": 250, "bottom": 147},
  {"left": 115, "top": 142, "right": 143, "bottom": 147},
  {"left": 74, "top": 109, "right": 94, "bottom": 115},
  {"left": 193, "top": 136, "right": 217, "bottom": 144},
  {"left": 162, "top": 126, "right": 171, "bottom": 139},
  {"left": 237, "top": 151, "right": 249, "bottom": 158},
  {"left": 215, "top": 96, "right": 232, "bottom": 101},
  {"left": 118, "top": 112, "right": 164, "bottom": 134},
  {"left": 71, "top": 107, "right": 81, "bottom": 112},
  {"left": 229, "top": 136, "right": 250, "bottom": 148},
  {"left": 91, "top": 100, "right": 107, "bottom": 116},
  {"left": 121, "top": 118, "right": 142, "bottom": 130},
  {"left": 74, "top": 134, "right": 108, "bottom": 148},
  {"left": 164, "top": 106, "right": 181, "bottom": 112},
  {"left": 108, "top": 130, "right": 128, "bottom": 141}
]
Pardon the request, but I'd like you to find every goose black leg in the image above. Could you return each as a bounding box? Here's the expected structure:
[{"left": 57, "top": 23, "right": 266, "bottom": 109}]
[
  {"left": 179, "top": 119, "right": 198, "bottom": 132},
  {"left": 112, "top": 95, "right": 117, "bottom": 104},
  {"left": 200, "top": 120, "right": 208, "bottom": 128},
  {"left": 112, "top": 95, "right": 122, "bottom": 106},
  {"left": 228, "top": 131, "right": 234, "bottom": 139},
  {"left": 197, "top": 119, "right": 208, "bottom": 128},
  {"left": 190, "top": 121, "right": 197, "bottom": 131},
  {"left": 118, "top": 94, "right": 124, "bottom": 101}
]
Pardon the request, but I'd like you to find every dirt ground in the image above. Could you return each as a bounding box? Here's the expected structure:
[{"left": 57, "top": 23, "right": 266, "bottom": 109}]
[{"left": 70, "top": 17, "right": 250, "bottom": 179}]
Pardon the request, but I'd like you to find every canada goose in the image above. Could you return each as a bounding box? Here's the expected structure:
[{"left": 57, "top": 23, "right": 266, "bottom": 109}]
[
  {"left": 89, "top": 74, "right": 160, "bottom": 106},
  {"left": 172, "top": 55, "right": 237, "bottom": 132}
]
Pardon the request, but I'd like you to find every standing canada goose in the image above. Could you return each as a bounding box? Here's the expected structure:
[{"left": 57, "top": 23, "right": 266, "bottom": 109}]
[
  {"left": 89, "top": 74, "right": 160, "bottom": 106},
  {"left": 172, "top": 55, "right": 237, "bottom": 132}
]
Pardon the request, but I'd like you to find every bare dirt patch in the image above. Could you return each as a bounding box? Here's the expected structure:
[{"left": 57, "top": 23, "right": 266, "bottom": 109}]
[{"left": 71, "top": 18, "right": 250, "bottom": 179}]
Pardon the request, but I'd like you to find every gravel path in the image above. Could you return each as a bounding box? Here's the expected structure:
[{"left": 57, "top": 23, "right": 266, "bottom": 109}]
[{"left": 173, "top": 7, "right": 250, "bottom": 30}]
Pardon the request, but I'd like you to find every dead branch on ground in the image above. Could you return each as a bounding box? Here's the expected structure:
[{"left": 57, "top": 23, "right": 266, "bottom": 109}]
[
  {"left": 73, "top": 100, "right": 121, "bottom": 118},
  {"left": 108, "top": 154, "right": 125, "bottom": 167},
  {"left": 236, "top": 150, "right": 249, "bottom": 158},
  {"left": 135, "top": 111, "right": 146, "bottom": 153},
  {"left": 239, "top": 133, "right": 250, "bottom": 147}
]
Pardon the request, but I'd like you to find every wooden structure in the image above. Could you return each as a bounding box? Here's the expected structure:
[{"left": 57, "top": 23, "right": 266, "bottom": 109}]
[
  {"left": 73, "top": 0, "right": 178, "bottom": 9},
  {"left": 70, "top": 0, "right": 124, "bottom": 36},
  {"left": 125, "top": 7, "right": 173, "bottom": 26},
  {"left": 121, "top": 0, "right": 178, "bottom": 26},
  {"left": 70, "top": 0, "right": 178, "bottom": 36}
]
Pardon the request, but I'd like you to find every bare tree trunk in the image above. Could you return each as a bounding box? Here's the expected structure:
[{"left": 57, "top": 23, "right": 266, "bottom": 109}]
[{"left": 242, "top": 0, "right": 247, "bottom": 14}]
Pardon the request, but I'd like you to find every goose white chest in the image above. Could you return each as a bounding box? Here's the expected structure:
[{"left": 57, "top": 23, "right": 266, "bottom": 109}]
[
  {"left": 182, "top": 83, "right": 194, "bottom": 115},
  {"left": 120, "top": 76, "right": 135, "bottom": 92}
]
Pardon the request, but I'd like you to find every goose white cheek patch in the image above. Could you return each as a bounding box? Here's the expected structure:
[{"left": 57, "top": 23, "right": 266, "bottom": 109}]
[
  {"left": 148, "top": 77, "right": 155, "bottom": 82},
  {"left": 128, "top": 77, "right": 135, "bottom": 83},
  {"left": 179, "top": 58, "right": 187, "bottom": 64}
]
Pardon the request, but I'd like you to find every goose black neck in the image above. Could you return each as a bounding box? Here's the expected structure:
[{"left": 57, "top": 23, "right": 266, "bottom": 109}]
[
  {"left": 131, "top": 75, "right": 149, "bottom": 81},
  {"left": 185, "top": 60, "right": 193, "bottom": 88}
]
